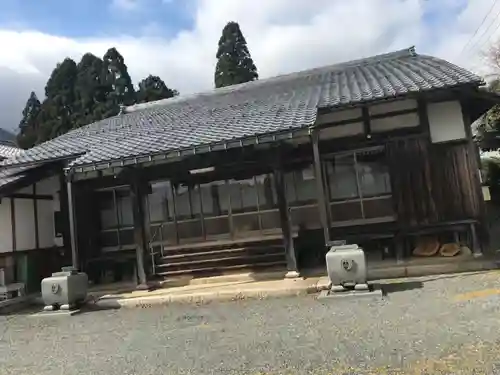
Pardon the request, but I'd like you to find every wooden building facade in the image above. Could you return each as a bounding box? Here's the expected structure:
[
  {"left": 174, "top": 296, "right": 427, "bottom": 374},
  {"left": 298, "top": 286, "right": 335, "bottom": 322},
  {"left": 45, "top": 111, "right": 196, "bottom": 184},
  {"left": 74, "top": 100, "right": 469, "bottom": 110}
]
[
  {"left": 1, "top": 47, "right": 498, "bottom": 288},
  {"left": 0, "top": 159, "right": 70, "bottom": 294},
  {"left": 67, "top": 93, "right": 490, "bottom": 286}
]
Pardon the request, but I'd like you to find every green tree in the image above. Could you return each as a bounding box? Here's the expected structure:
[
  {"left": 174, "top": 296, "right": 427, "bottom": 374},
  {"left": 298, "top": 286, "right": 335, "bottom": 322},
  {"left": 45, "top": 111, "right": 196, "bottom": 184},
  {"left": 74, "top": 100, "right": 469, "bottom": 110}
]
[
  {"left": 214, "top": 21, "right": 258, "bottom": 88},
  {"left": 18, "top": 46, "right": 187, "bottom": 145},
  {"left": 37, "top": 58, "right": 78, "bottom": 143},
  {"left": 137, "top": 75, "right": 178, "bottom": 103},
  {"left": 102, "top": 47, "right": 136, "bottom": 115},
  {"left": 477, "top": 44, "right": 500, "bottom": 149},
  {"left": 16, "top": 91, "right": 41, "bottom": 149},
  {"left": 73, "top": 53, "right": 106, "bottom": 127},
  {"left": 476, "top": 81, "right": 500, "bottom": 150}
]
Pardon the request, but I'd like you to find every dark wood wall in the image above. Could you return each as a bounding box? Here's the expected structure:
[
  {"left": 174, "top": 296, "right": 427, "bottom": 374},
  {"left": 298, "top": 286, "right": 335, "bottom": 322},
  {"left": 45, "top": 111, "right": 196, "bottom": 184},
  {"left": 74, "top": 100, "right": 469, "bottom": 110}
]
[{"left": 387, "top": 136, "right": 483, "bottom": 229}]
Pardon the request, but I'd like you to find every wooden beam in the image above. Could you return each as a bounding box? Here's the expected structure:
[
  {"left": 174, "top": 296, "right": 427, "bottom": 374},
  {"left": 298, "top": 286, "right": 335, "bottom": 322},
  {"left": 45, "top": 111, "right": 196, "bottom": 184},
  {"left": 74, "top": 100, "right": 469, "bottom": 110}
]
[
  {"left": 10, "top": 197, "right": 17, "bottom": 281},
  {"left": 33, "top": 184, "right": 39, "bottom": 250},
  {"left": 461, "top": 99, "right": 488, "bottom": 251},
  {"left": 10, "top": 198, "right": 16, "bottom": 252},
  {"left": 311, "top": 130, "right": 330, "bottom": 245},
  {"left": 66, "top": 177, "right": 79, "bottom": 269},
  {"left": 130, "top": 172, "right": 149, "bottom": 288},
  {"left": 417, "top": 99, "right": 430, "bottom": 136},
  {"left": 273, "top": 167, "right": 298, "bottom": 276},
  {"left": 58, "top": 172, "right": 71, "bottom": 257},
  {"left": 362, "top": 106, "right": 371, "bottom": 138},
  {"left": 6, "top": 193, "right": 53, "bottom": 200}
]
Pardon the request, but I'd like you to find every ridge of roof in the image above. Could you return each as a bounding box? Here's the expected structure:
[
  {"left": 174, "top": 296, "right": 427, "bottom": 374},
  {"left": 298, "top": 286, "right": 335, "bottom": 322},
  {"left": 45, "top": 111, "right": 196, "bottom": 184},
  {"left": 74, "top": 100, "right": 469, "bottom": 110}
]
[{"left": 125, "top": 47, "right": 418, "bottom": 114}]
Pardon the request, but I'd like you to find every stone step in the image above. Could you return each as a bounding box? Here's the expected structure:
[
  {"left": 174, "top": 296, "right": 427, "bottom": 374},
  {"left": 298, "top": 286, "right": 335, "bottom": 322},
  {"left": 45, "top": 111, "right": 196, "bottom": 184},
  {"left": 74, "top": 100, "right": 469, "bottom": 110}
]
[
  {"left": 158, "top": 245, "right": 284, "bottom": 264},
  {"left": 155, "top": 260, "right": 287, "bottom": 278},
  {"left": 156, "top": 252, "right": 286, "bottom": 272},
  {"left": 154, "top": 238, "right": 284, "bottom": 257}
]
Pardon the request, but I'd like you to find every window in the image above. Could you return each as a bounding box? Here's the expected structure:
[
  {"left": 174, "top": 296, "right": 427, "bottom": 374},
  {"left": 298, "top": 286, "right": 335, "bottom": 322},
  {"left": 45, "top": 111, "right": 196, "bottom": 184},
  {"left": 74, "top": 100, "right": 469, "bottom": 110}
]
[
  {"left": 285, "top": 165, "right": 317, "bottom": 205},
  {"left": 174, "top": 184, "right": 192, "bottom": 219},
  {"left": 227, "top": 174, "right": 276, "bottom": 213},
  {"left": 324, "top": 147, "right": 394, "bottom": 224},
  {"left": 148, "top": 181, "right": 173, "bottom": 223},
  {"left": 116, "top": 190, "right": 133, "bottom": 227},
  {"left": 97, "top": 188, "right": 135, "bottom": 250},
  {"left": 284, "top": 163, "right": 321, "bottom": 230},
  {"left": 327, "top": 154, "right": 358, "bottom": 201},
  {"left": 357, "top": 151, "right": 391, "bottom": 197},
  {"left": 144, "top": 173, "right": 281, "bottom": 244}
]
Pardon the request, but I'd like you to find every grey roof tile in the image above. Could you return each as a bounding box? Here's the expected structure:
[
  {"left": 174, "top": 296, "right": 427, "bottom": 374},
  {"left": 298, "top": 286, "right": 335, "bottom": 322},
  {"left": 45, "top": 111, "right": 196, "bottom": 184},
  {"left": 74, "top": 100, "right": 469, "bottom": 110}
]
[
  {"left": 0, "top": 164, "right": 36, "bottom": 189},
  {"left": 2, "top": 47, "right": 483, "bottom": 170},
  {"left": 0, "top": 144, "right": 23, "bottom": 159}
]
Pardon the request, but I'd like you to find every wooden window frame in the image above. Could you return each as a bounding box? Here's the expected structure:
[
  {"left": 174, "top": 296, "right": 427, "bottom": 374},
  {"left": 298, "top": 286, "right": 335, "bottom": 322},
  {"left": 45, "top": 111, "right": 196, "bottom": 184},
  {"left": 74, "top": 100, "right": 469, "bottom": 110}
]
[{"left": 323, "top": 146, "right": 396, "bottom": 226}]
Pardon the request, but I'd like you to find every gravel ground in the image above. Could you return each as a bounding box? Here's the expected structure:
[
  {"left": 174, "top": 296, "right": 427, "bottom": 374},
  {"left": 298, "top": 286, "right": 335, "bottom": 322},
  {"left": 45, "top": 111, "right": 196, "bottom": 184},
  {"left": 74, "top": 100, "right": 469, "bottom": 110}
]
[{"left": 2, "top": 271, "right": 500, "bottom": 374}]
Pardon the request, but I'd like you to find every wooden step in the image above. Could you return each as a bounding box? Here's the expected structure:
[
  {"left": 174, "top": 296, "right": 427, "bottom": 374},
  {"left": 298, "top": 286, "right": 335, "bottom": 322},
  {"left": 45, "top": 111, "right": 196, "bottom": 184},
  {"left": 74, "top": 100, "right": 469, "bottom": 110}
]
[
  {"left": 158, "top": 245, "right": 284, "bottom": 263},
  {"left": 156, "top": 239, "right": 284, "bottom": 257},
  {"left": 155, "top": 260, "right": 287, "bottom": 278},
  {"left": 156, "top": 253, "right": 285, "bottom": 272}
]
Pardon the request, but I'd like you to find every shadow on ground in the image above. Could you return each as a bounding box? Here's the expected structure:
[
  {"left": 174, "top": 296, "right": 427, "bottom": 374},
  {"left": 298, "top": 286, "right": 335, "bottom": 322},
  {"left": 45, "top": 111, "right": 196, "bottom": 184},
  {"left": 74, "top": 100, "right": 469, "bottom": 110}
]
[
  {"left": 379, "top": 281, "right": 424, "bottom": 296},
  {"left": 0, "top": 298, "right": 122, "bottom": 317}
]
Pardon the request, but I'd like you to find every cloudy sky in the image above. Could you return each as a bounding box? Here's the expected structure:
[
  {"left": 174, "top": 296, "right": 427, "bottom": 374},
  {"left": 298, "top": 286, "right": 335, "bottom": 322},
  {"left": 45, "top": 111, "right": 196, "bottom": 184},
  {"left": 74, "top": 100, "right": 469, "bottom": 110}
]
[{"left": 0, "top": 0, "right": 499, "bottom": 132}]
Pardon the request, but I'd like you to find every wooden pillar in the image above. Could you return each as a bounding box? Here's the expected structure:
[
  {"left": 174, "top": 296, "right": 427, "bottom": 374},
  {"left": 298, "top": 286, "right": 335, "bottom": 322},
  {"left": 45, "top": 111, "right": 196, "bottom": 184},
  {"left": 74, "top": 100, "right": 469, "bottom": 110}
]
[
  {"left": 10, "top": 198, "right": 17, "bottom": 281},
  {"left": 311, "top": 130, "right": 330, "bottom": 245},
  {"left": 66, "top": 175, "right": 79, "bottom": 270},
  {"left": 130, "top": 177, "right": 149, "bottom": 289},
  {"left": 58, "top": 173, "right": 71, "bottom": 256},
  {"left": 274, "top": 167, "right": 299, "bottom": 278},
  {"left": 33, "top": 184, "right": 40, "bottom": 250},
  {"left": 461, "top": 99, "right": 487, "bottom": 253},
  {"left": 471, "top": 223, "right": 482, "bottom": 257}
]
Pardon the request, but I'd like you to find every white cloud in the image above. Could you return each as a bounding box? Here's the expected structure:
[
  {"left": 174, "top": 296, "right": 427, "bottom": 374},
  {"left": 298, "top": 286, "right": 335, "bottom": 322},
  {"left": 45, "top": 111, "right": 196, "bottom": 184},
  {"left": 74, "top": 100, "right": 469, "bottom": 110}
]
[{"left": 0, "top": 0, "right": 499, "bottom": 132}]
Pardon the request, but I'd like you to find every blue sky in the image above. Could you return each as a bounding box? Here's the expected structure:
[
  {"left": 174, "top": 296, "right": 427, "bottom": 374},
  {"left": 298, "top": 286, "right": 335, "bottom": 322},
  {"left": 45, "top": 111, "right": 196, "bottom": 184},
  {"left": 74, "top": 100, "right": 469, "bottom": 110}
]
[
  {"left": 0, "top": 0, "right": 471, "bottom": 42},
  {"left": 0, "top": 0, "right": 495, "bottom": 131},
  {"left": 0, "top": 0, "right": 194, "bottom": 38}
]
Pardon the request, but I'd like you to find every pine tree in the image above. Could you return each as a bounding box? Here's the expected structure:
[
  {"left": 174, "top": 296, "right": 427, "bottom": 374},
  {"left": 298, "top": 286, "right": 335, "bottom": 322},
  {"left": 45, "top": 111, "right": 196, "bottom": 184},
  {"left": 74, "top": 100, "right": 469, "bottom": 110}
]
[
  {"left": 102, "top": 47, "right": 136, "bottom": 116},
  {"left": 214, "top": 21, "right": 258, "bottom": 89},
  {"left": 137, "top": 75, "right": 178, "bottom": 103},
  {"left": 73, "top": 53, "right": 106, "bottom": 127},
  {"left": 38, "top": 58, "right": 78, "bottom": 142},
  {"left": 16, "top": 91, "right": 41, "bottom": 149}
]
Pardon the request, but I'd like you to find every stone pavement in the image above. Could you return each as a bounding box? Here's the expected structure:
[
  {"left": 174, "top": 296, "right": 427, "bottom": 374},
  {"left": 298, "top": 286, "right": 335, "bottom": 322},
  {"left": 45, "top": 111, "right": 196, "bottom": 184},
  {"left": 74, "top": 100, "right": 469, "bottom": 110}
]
[
  {"left": 94, "top": 273, "right": 331, "bottom": 309},
  {"left": 4, "top": 270, "right": 500, "bottom": 374},
  {"left": 91, "top": 255, "right": 500, "bottom": 309},
  {"left": 91, "top": 254, "right": 500, "bottom": 309},
  {"left": 88, "top": 257, "right": 498, "bottom": 307}
]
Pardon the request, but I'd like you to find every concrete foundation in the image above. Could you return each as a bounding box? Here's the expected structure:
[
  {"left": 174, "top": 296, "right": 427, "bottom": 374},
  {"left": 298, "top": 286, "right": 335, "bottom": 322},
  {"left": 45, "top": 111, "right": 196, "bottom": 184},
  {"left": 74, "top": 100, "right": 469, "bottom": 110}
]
[{"left": 317, "top": 288, "right": 383, "bottom": 301}]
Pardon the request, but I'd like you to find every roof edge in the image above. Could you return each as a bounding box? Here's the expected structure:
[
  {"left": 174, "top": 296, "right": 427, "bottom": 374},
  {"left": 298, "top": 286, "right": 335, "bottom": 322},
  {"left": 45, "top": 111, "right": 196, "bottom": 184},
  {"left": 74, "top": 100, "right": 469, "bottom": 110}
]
[
  {"left": 124, "top": 46, "right": 418, "bottom": 115},
  {"left": 0, "top": 153, "right": 84, "bottom": 171}
]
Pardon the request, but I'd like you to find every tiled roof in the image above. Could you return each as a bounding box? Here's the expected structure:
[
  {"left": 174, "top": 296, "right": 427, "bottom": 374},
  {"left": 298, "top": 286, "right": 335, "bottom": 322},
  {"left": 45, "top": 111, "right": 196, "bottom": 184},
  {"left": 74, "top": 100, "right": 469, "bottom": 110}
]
[
  {"left": 0, "top": 165, "right": 36, "bottom": 190},
  {"left": 2, "top": 47, "right": 484, "bottom": 171},
  {"left": 0, "top": 144, "right": 23, "bottom": 159}
]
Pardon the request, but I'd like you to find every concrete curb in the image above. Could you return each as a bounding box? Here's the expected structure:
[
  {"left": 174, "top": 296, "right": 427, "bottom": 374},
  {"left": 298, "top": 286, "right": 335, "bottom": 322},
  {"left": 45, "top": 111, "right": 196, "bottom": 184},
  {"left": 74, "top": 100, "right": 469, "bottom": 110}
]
[
  {"left": 89, "top": 258, "right": 500, "bottom": 310},
  {"left": 0, "top": 294, "right": 40, "bottom": 314},
  {"left": 95, "top": 281, "right": 323, "bottom": 309}
]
